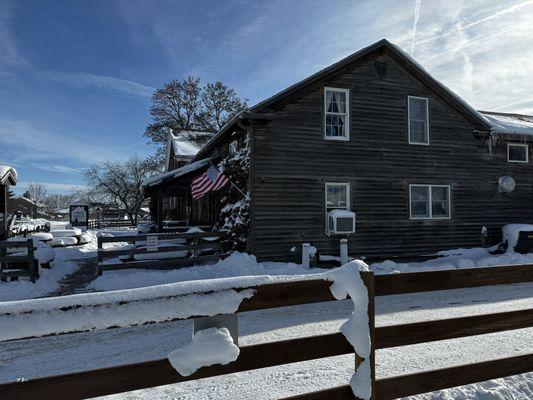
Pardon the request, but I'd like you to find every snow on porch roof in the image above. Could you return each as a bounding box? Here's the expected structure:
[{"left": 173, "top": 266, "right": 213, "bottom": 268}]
[
  {"left": 144, "top": 158, "right": 211, "bottom": 188},
  {"left": 480, "top": 111, "right": 533, "bottom": 136},
  {"left": 0, "top": 165, "right": 18, "bottom": 186}
]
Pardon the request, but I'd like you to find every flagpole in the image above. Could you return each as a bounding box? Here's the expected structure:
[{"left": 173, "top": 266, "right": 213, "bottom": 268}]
[{"left": 209, "top": 161, "right": 247, "bottom": 198}]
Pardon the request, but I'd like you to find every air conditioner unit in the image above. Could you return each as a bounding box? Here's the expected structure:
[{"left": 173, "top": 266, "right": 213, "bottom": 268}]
[{"left": 327, "top": 210, "right": 356, "bottom": 235}]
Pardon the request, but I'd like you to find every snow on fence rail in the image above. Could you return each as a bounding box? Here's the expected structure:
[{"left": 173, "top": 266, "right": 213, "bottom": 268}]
[{"left": 1, "top": 264, "right": 533, "bottom": 399}]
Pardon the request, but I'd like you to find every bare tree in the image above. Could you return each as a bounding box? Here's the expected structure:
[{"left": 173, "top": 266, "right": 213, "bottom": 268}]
[
  {"left": 25, "top": 183, "right": 48, "bottom": 204},
  {"left": 145, "top": 76, "right": 247, "bottom": 163},
  {"left": 84, "top": 156, "right": 159, "bottom": 224}
]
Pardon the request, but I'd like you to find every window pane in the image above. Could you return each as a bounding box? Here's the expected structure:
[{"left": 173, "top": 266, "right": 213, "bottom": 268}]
[
  {"left": 327, "top": 185, "right": 348, "bottom": 210},
  {"left": 325, "top": 114, "right": 346, "bottom": 137},
  {"left": 410, "top": 186, "right": 429, "bottom": 217},
  {"left": 431, "top": 186, "right": 448, "bottom": 202},
  {"left": 409, "top": 98, "right": 428, "bottom": 143},
  {"left": 411, "top": 201, "right": 429, "bottom": 217},
  {"left": 432, "top": 201, "right": 448, "bottom": 217},
  {"left": 410, "top": 121, "right": 427, "bottom": 143},
  {"left": 326, "top": 90, "right": 346, "bottom": 113},
  {"left": 509, "top": 145, "right": 527, "bottom": 161},
  {"left": 431, "top": 187, "right": 449, "bottom": 217},
  {"left": 410, "top": 98, "right": 426, "bottom": 120}
]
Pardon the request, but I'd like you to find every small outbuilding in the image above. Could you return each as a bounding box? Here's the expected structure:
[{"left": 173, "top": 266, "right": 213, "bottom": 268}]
[{"left": 0, "top": 165, "right": 18, "bottom": 240}]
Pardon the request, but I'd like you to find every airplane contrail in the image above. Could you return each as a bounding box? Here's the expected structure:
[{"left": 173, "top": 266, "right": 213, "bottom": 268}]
[{"left": 410, "top": 0, "right": 422, "bottom": 56}]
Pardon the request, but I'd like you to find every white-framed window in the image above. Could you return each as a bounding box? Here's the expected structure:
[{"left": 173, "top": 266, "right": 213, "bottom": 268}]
[
  {"left": 324, "top": 87, "right": 349, "bottom": 140},
  {"left": 408, "top": 96, "right": 429, "bottom": 145},
  {"left": 507, "top": 143, "right": 528, "bottom": 163},
  {"left": 325, "top": 182, "right": 350, "bottom": 230},
  {"left": 409, "top": 184, "right": 450, "bottom": 219}
]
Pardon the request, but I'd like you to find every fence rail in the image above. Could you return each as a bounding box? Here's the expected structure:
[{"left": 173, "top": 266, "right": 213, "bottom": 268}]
[
  {"left": 0, "top": 239, "right": 38, "bottom": 282},
  {"left": 1, "top": 264, "right": 533, "bottom": 399},
  {"left": 97, "top": 231, "right": 229, "bottom": 275},
  {"left": 88, "top": 219, "right": 137, "bottom": 230}
]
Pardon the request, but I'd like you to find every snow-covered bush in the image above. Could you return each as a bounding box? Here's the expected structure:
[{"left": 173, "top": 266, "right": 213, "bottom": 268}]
[{"left": 216, "top": 132, "right": 250, "bottom": 250}]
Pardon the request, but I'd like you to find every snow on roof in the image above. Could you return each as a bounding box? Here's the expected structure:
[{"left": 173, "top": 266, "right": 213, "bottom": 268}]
[
  {"left": 480, "top": 111, "right": 533, "bottom": 136},
  {"left": 0, "top": 165, "right": 18, "bottom": 185},
  {"left": 170, "top": 131, "right": 208, "bottom": 157},
  {"left": 12, "top": 195, "right": 42, "bottom": 207},
  {"left": 144, "top": 158, "right": 212, "bottom": 188}
]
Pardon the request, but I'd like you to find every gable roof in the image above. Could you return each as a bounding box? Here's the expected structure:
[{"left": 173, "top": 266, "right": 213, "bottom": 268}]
[
  {"left": 0, "top": 165, "right": 18, "bottom": 186},
  {"left": 165, "top": 130, "right": 212, "bottom": 171},
  {"left": 251, "top": 39, "right": 491, "bottom": 130},
  {"left": 192, "top": 39, "right": 492, "bottom": 163}
]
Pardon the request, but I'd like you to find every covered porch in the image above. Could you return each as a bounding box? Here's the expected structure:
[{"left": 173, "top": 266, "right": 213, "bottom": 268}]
[{"left": 143, "top": 158, "right": 225, "bottom": 232}]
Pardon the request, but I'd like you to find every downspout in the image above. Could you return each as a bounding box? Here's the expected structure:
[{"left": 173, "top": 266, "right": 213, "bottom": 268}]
[{"left": 236, "top": 117, "right": 255, "bottom": 254}]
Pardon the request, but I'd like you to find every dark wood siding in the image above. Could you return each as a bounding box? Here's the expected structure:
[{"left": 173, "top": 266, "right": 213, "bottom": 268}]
[{"left": 250, "top": 51, "right": 533, "bottom": 262}]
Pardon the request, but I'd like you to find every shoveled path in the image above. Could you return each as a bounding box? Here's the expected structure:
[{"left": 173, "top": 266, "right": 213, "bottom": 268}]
[{"left": 47, "top": 257, "right": 99, "bottom": 297}]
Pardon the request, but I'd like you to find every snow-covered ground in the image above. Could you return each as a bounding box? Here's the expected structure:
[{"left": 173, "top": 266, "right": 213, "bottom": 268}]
[
  {"left": 1, "top": 281, "right": 531, "bottom": 399},
  {"left": 2, "top": 225, "right": 533, "bottom": 398},
  {"left": 0, "top": 231, "right": 97, "bottom": 302}
]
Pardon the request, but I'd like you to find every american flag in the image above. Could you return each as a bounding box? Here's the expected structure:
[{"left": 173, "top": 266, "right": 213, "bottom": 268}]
[{"left": 191, "top": 165, "right": 229, "bottom": 200}]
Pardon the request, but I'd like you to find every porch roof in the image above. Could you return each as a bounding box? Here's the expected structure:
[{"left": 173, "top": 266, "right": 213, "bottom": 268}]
[{"left": 144, "top": 158, "right": 211, "bottom": 189}]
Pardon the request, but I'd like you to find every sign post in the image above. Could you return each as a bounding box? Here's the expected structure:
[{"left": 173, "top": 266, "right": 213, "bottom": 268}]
[{"left": 70, "top": 205, "right": 89, "bottom": 228}]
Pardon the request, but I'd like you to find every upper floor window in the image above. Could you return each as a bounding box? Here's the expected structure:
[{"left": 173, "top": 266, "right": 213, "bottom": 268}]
[
  {"left": 324, "top": 88, "right": 349, "bottom": 140},
  {"left": 408, "top": 96, "right": 429, "bottom": 145},
  {"left": 507, "top": 143, "right": 528, "bottom": 163},
  {"left": 410, "top": 184, "right": 450, "bottom": 219}
]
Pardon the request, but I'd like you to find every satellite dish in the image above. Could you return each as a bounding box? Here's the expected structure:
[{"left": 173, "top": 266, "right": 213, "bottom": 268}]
[{"left": 498, "top": 176, "right": 516, "bottom": 193}]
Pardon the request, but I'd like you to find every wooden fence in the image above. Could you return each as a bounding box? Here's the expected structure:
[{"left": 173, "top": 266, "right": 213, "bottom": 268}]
[
  {"left": 87, "top": 219, "right": 137, "bottom": 230},
  {"left": 97, "top": 231, "right": 230, "bottom": 275},
  {"left": 1, "top": 264, "right": 533, "bottom": 399},
  {"left": 0, "top": 239, "right": 39, "bottom": 283}
]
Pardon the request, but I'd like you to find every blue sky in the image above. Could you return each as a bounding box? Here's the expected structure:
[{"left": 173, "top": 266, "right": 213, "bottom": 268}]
[{"left": 1, "top": 0, "right": 533, "bottom": 194}]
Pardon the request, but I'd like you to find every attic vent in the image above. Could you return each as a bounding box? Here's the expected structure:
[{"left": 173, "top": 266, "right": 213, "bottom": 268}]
[{"left": 374, "top": 60, "right": 388, "bottom": 77}]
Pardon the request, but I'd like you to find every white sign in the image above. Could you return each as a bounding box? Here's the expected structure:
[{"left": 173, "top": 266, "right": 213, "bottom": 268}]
[{"left": 146, "top": 235, "right": 158, "bottom": 252}]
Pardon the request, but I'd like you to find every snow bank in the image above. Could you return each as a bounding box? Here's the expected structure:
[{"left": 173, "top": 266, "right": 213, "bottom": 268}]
[
  {"left": 50, "top": 229, "right": 82, "bottom": 238},
  {"left": 50, "top": 238, "right": 65, "bottom": 247},
  {"left": 167, "top": 327, "right": 239, "bottom": 376},
  {"left": 31, "top": 233, "right": 53, "bottom": 242},
  {"left": 35, "top": 245, "right": 55, "bottom": 265},
  {"left": 78, "top": 233, "right": 92, "bottom": 245}
]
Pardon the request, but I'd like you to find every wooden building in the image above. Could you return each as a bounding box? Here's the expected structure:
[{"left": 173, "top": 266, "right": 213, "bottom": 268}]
[{"left": 144, "top": 39, "right": 533, "bottom": 262}]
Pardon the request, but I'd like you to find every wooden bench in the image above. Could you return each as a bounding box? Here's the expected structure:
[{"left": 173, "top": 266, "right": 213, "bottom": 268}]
[
  {"left": 97, "top": 231, "right": 230, "bottom": 275},
  {"left": 0, "top": 239, "right": 39, "bottom": 283}
]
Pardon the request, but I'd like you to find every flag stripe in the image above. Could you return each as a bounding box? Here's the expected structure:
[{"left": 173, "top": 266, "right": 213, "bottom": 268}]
[{"left": 191, "top": 166, "right": 229, "bottom": 200}]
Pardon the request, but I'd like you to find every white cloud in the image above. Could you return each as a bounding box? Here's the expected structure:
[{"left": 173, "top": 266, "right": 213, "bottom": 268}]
[
  {"left": 0, "top": 117, "right": 132, "bottom": 166},
  {"left": 43, "top": 71, "right": 155, "bottom": 98},
  {"left": 16, "top": 181, "right": 87, "bottom": 194},
  {"left": 29, "top": 163, "right": 83, "bottom": 175},
  {"left": 0, "top": 2, "right": 29, "bottom": 68}
]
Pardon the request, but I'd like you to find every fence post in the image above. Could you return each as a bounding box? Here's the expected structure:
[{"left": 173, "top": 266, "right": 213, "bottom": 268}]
[{"left": 361, "top": 271, "right": 376, "bottom": 399}]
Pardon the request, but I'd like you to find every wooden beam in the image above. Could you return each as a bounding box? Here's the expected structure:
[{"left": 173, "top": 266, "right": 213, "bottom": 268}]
[
  {"left": 376, "top": 308, "right": 533, "bottom": 349},
  {"left": 376, "top": 353, "right": 533, "bottom": 399},
  {"left": 0, "top": 333, "right": 353, "bottom": 400},
  {"left": 374, "top": 264, "right": 533, "bottom": 296}
]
